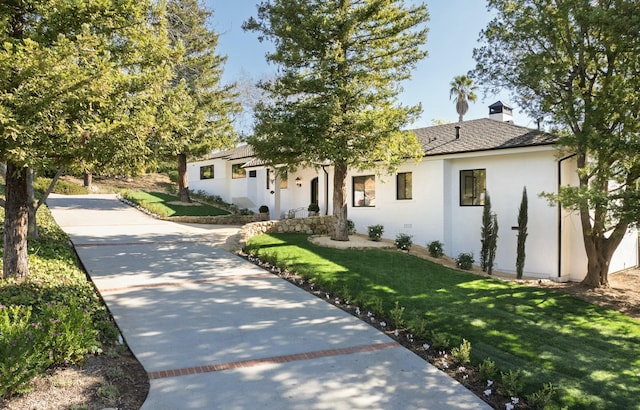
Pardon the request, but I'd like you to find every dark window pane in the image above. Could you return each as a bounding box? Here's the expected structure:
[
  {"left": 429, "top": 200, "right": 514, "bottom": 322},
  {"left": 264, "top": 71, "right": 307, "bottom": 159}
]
[{"left": 199, "top": 165, "right": 214, "bottom": 180}]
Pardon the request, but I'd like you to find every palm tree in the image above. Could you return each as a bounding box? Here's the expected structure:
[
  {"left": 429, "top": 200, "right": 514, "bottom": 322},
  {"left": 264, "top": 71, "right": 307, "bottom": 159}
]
[{"left": 449, "top": 75, "right": 478, "bottom": 122}]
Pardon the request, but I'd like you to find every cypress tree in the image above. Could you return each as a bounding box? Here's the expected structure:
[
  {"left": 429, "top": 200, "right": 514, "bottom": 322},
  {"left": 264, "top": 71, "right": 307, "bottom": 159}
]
[
  {"left": 516, "top": 187, "right": 528, "bottom": 279},
  {"left": 480, "top": 193, "right": 493, "bottom": 272}
]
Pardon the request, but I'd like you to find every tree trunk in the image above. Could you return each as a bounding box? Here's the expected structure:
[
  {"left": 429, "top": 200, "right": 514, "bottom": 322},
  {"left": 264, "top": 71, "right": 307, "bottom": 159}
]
[
  {"left": 331, "top": 161, "right": 349, "bottom": 241},
  {"left": 26, "top": 168, "right": 38, "bottom": 239},
  {"left": 3, "top": 163, "right": 29, "bottom": 280},
  {"left": 177, "top": 153, "right": 191, "bottom": 203},
  {"left": 83, "top": 171, "right": 92, "bottom": 190}
]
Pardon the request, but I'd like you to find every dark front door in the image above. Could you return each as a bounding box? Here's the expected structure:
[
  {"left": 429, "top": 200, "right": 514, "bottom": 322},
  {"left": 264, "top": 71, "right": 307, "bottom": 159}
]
[{"left": 310, "top": 177, "right": 319, "bottom": 205}]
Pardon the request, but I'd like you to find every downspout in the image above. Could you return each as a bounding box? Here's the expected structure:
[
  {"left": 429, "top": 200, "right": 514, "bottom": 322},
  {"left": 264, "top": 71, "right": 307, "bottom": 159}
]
[
  {"left": 557, "top": 153, "right": 577, "bottom": 279},
  {"left": 322, "top": 165, "right": 329, "bottom": 216}
]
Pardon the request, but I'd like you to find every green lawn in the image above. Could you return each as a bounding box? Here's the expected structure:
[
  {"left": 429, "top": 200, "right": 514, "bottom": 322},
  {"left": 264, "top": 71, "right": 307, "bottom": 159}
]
[
  {"left": 246, "top": 233, "right": 640, "bottom": 410},
  {"left": 123, "top": 191, "right": 230, "bottom": 217}
]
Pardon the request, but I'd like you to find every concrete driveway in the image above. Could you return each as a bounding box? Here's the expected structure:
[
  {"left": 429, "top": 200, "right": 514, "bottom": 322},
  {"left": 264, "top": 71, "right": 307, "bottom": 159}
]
[{"left": 47, "top": 194, "right": 490, "bottom": 410}]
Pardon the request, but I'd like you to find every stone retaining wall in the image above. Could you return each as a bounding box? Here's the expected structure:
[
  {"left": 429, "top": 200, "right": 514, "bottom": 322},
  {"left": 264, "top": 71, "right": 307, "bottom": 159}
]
[
  {"left": 240, "top": 216, "right": 335, "bottom": 243},
  {"left": 162, "top": 213, "right": 269, "bottom": 225}
]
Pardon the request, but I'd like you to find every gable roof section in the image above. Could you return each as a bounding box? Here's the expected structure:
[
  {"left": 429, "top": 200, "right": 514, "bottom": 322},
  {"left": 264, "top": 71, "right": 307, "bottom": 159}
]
[{"left": 413, "top": 118, "right": 557, "bottom": 157}]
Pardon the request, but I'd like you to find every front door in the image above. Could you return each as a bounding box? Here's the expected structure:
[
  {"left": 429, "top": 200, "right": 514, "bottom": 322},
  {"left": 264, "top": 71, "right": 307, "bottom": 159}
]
[{"left": 310, "top": 177, "right": 319, "bottom": 205}]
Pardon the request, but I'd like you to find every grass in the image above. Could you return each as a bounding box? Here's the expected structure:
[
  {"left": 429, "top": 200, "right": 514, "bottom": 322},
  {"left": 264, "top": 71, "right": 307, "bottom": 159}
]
[
  {"left": 122, "top": 191, "right": 230, "bottom": 217},
  {"left": 246, "top": 233, "right": 640, "bottom": 410}
]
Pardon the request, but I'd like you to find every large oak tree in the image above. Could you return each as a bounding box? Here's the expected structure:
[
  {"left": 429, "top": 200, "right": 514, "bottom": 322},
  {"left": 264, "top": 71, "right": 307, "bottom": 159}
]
[
  {"left": 474, "top": 0, "right": 640, "bottom": 287},
  {"left": 244, "top": 0, "right": 429, "bottom": 240},
  {"left": 0, "top": 0, "right": 174, "bottom": 279}
]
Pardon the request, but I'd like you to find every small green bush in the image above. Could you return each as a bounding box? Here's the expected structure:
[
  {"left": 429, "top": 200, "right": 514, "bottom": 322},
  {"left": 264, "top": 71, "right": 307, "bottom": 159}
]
[
  {"left": 167, "top": 170, "right": 179, "bottom": 183},
  {"left": 367, "top": 224, "right": 384, "bottom": 241},
  {"left": 389, "top": 301, "right": 406, "bottom": 328},
  {"left": 346, "top": 220, "right": 356, "bottom": 235},
  {"left": 394, "top": 233, "right": 413, "bottom": 251},
  {"left": 527, "top": 383, "right": 556, "bottom": 409},
  {"left": 499, "top": 369, "right": 524, "bottom": 397},
  {"left": 259, "top": 205, "right": 269, "bottom": 213},
  {"left": 427, "top": 240, "right": 444, "bottom": 258},
  {"left": 456, "top": 252, "right": 474, "bottom": 270},
  {"left": 430, "top": 331, "right": 450, "bottom": 350},
  {"left": 308, "top": 203, "right": 320, "bottom": 212},
  {"left": 451, "top": 338, "right": 472, "bottom": 364},
  {"left": 478, "top": 358, "right": 498, "bottom": 381}
]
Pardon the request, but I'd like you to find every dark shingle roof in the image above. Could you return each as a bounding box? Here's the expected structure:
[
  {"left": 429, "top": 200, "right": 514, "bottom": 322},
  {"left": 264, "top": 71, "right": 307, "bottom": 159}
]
[
  {"left": 207, "top": 144, "right": 255, "bottom": 160},
  {"left": 201, "top": 119, "right": 557, "bottom": 165},
  {"left": 412, "top": 118, "right": 557, "bottom": 156}
]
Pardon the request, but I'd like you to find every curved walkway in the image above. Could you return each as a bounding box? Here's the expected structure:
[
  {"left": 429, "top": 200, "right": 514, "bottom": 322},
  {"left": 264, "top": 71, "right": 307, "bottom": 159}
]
[{"left": 47, "top": 194, "right": 490, "bottom": 410}]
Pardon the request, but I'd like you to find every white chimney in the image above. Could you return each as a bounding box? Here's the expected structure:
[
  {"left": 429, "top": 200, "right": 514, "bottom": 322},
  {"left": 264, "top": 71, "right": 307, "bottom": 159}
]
[{"left": 489, "top": 101, "right": 513, "bottom": 123}]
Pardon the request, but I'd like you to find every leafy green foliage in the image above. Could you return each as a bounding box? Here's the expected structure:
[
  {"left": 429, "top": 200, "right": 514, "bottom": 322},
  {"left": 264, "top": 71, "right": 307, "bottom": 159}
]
[
  {"left": 346, "top": 220, "right": 356, "bottom": 235},
  {"left": 478, "top": 358, "right": 498, "bottom": 381},
  {"left": 480, "top": 193, "right": 498, "bottom": 274},
  {"left": 499, "top": 369, "right": 524, "bottom": 397},
  {"left": 474, "top": 0, "right": 640, "bottom": 287},
  {"left": 527, "top": 383, "right": 557, "bottom": 410},
  {"left": 367, "top": 224, "right": 384, "bottom": 241},
  {"left": 389, "top": 301, "right": 406, "bottom": 329},
  {"left": 451, "top": 338, "right": 472, "bottom": 364},
  {"left": 0, "top": 206, "right": 115, "bottom": 398},
  {"left": 246, "top": 233, "right": 640, "bottom": 408},
  {"left": 394, "top": 233, "right": 413, "bottom": 251},
  {"left": 427, "top": 240, "right": 444, "bottom": 258},
  {"left": 244, "top": 0, "right": 429, "bottom": 238},
  {"left": 456, "top": 252, "right": 474, "bottom": 270}
]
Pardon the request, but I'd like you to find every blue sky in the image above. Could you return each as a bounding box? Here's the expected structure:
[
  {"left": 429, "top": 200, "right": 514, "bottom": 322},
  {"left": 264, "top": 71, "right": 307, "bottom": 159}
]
[{"left": 206, "top": 1, "right": 530, "bottom": 129}]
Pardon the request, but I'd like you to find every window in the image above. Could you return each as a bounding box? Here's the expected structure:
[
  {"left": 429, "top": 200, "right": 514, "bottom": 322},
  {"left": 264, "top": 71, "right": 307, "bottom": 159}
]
[
  {"left": 397, "top": 172, "right": 412, "bottom": 200},
  {"left": 460, "top": 169, "right": 486, "bottom": 206},
  {"left": 279, "top": 170, "right": 288, "bottom": 189},
  {"left": 353, "top": 175, "right": 375, "bottom": 207},
  {"left": 249, "top": 170, "right": 257, "bottom": 178},
  {"left": 232, "top": 164, "right": 246, "bottom": 179},
  {"left": 199, "top": 165, "right": 214, "bottom": 180}
]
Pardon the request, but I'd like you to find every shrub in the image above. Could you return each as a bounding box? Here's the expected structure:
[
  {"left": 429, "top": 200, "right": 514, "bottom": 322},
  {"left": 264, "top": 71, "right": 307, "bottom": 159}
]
[
  {"left": 307, "top": 203, "right": 320, "bottom": 212},
  {"left": 478, "top": 358, "right": 498, "bottom": 381},
  {"left": 389, "top": 301, "right": 406, "bottom": 328},
  {"left": 394, "top": 233, "right": 413, "bottom": 251},
  {"left": 430, "top": 331, "right": 450, "bottom": 350},
  {"left": 427, "top": 240, "right": 444, "bottom": 258},
  {"left": 499, "top": 369, "right": 524, "bottom": 397},
  {"left": 451, "top": 338, "right": 472, "bottom": 364},
  {"left": 167, "top": 170, "right": 179, "bottom": 183},
  {"left": 259, "top": 205, "right": 269, "bottom": 214},
  {"left": 367, "top": 224, "right": 384, "bottom": 241},
  {"left": 456, "top": 252, "right": 474, "bottom": 270},
  {"left": 527, "top": 383, "right": 556, "bottom": 409},
  {"left": 239, "top": 208, "right": 254, "bottom": 215},
  {"left": 0, "top": 301, "right": 101, "bottom": 397},
  {"left": 346, "top": 220, "right": 356, "bottom": 235}
]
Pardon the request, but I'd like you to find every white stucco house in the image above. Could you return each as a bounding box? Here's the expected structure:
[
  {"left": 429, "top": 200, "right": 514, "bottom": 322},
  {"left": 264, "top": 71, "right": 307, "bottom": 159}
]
[{"left": 187, "top": 102, "right": 638, "bottom": 282}]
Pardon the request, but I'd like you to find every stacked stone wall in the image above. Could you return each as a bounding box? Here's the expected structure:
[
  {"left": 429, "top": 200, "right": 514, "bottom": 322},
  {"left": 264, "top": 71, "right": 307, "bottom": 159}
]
[{"left": 240, "top": 216, "right": 335, "bottom": 242}]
